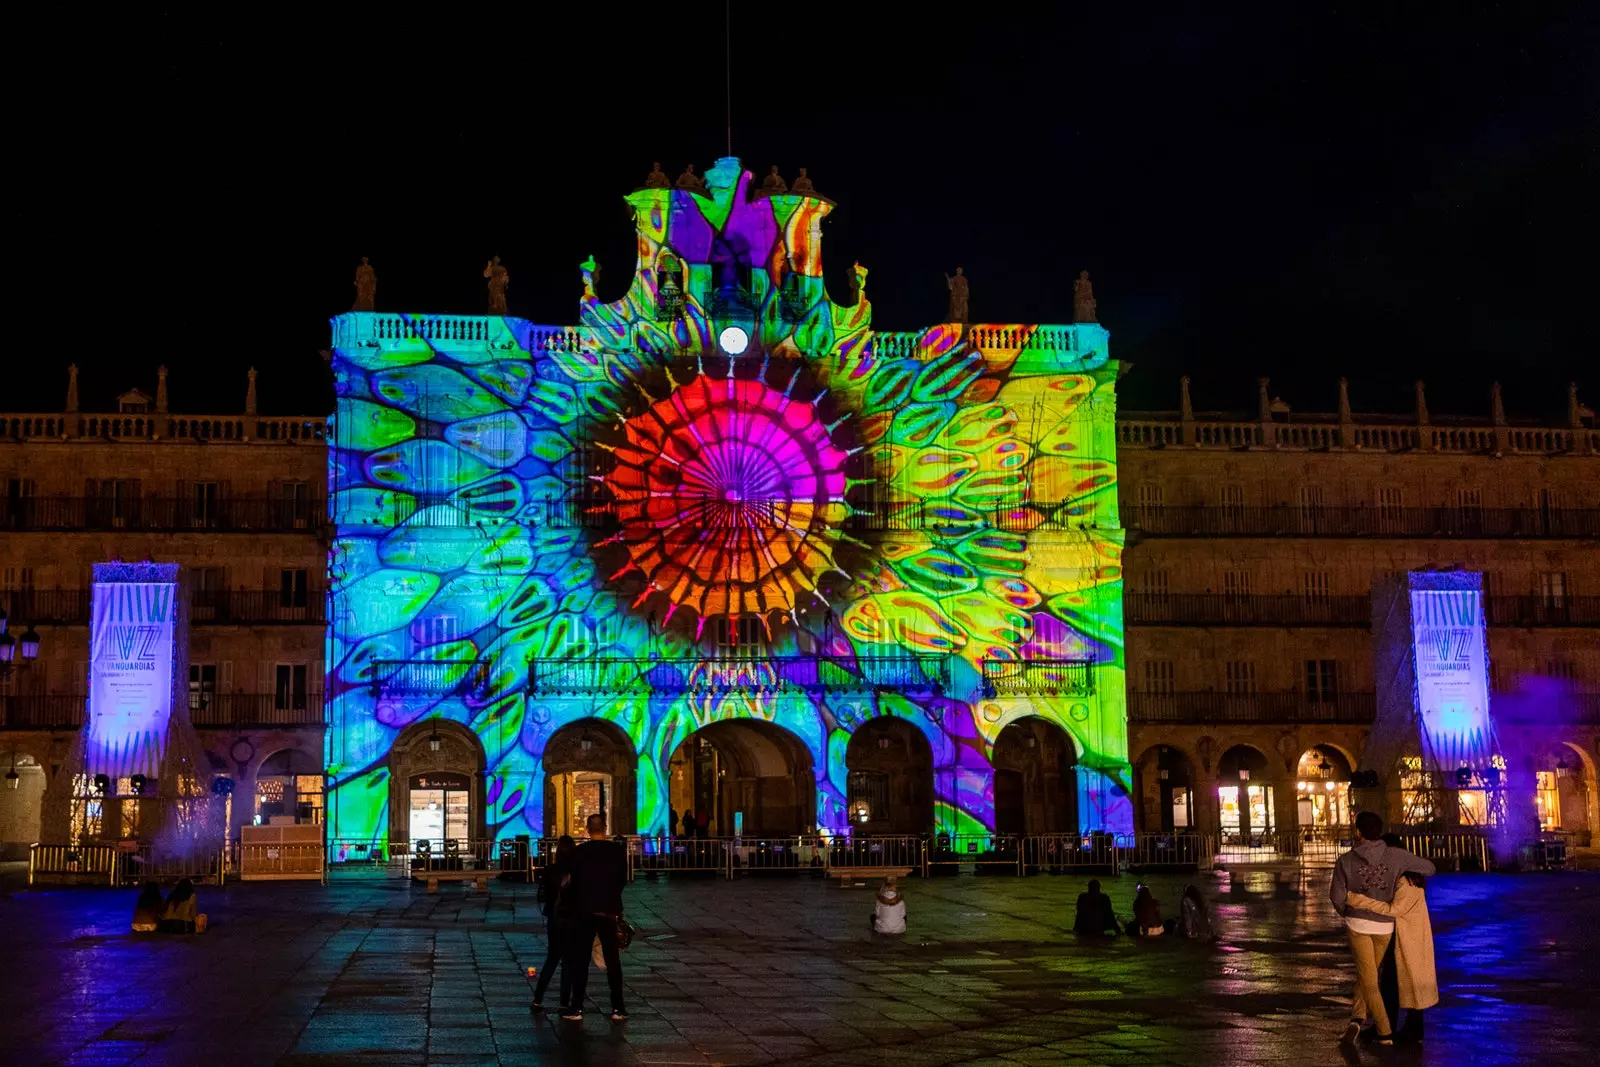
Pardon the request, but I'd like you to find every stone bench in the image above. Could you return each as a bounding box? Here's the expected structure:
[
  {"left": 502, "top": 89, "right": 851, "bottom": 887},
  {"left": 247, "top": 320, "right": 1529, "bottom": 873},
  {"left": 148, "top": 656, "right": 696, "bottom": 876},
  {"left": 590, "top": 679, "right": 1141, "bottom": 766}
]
[
  {"left": 412, "top": 868, "right": 491, "bottom": 893},
  {"left": 829, "top": 866, "right": 913, "bottom": 886}
]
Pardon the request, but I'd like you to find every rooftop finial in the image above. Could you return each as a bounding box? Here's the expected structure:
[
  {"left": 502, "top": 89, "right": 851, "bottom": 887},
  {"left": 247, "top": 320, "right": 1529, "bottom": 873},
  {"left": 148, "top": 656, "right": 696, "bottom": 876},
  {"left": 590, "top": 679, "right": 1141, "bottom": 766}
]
[
  {"left": 1073, "top": 271, "right": 1097, "bottom": 323},
  {"left": 156, "top": 365, "right": 169, "bottom": 414},
  {"left": 1179, "top": 376, "right": 1194, "bottom": 421},
  {"left": 1414, "top": 380, "right": 1430, "bottom": 425},
  {"left": 245, "top": 367, "right": 258, "bottom": 416},
  {"left": 65, "top": 364, "right": 79, "bottom": 414},
  {"left": 1491, "top": 381, "right": 1506, "bottom": 425}
]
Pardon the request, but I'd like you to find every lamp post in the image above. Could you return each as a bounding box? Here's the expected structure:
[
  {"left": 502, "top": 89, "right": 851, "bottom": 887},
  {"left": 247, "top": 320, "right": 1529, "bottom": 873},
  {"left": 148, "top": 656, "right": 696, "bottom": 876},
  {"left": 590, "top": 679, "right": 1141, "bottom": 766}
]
[{"left": 428, "top": 726, "right": 442, "bottom": 754}]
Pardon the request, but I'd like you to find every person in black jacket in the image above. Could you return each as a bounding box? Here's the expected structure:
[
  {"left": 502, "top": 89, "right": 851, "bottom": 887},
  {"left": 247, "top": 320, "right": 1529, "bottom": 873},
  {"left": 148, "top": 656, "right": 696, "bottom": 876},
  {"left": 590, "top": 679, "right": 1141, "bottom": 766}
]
[
  {"left": 530, "top": 835, "right": 575, "bottom": 1012},
  {"left": 562, "top": 813, "right": 630, "bottom": 1021}
]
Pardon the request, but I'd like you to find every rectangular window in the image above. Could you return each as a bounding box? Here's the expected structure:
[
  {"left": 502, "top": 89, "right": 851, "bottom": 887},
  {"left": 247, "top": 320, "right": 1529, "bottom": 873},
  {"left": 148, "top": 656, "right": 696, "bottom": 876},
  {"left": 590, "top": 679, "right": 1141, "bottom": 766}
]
[
  {"left": 1538, "top": 572, "right": 1568, "bottom": 607},
  {"left": 1305, "top": 659, "right": 1338, "bottom": 701},
  {"left": 1219, "top": 485, "right": 1245, "bottom": 530},
  {"left": 1544, "top": 659, "right": 1578, "bottom": 682},
  {"left": 192, "top": 482, "right": 220, "bottom": 528},
  {"left": 1141, "top": 571, "right": 1170, "bottom": 599},
  {"left": 1377, "top": 486, "right": 1404, "bottom": 532},
  {"left": 1225, "top": 661, "right": 1257, "bottom": 695},
  {"left": 1223, "top": 570, "right": 1253, "bottom": 600},
  {"left": 714, "top": 617, "right": 763, "bottom": 655},
  {"left": 103, "top": 479, "right": 136, "bottom": 526},
  {"left": 280, "top": 481, "right": 312, "bottom": 529},
  {"left": 1143, "top": 661, "right": 1175, "bottom": 695},
  {"left": 1302, "top": 571, "right": 1332, "bottom": 605},
  {"left": 189, "top": 664, "right": 217, "bottom": 712},
  {"left": 275, "top": 664, "right": 309, "bottom": 711},
  {"left": 279, "top": 568, "right": 309, "bottom": 609},
  {"left": 191, "top": 567, "right": 224, "bottom": 619},
  {"left": 1536, "top": 770, "right": 1561, "bottom": 831},
  {"left": 2, "top": 566, "right": 35, "bottom": 590},
  {"left": 1457, "top": 487, "right": 1484, "bottom": 532}
]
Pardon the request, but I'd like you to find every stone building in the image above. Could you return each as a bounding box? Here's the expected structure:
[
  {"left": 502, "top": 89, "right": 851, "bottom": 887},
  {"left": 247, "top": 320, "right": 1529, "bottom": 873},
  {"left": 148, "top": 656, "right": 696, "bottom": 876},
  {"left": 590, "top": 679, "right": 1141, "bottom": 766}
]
[
  {"left": 1118, "top": 377, "right": 1600, "bottom": 845},
  {"left": 0, "top": 369, "right": 328, "bottom": 856}
]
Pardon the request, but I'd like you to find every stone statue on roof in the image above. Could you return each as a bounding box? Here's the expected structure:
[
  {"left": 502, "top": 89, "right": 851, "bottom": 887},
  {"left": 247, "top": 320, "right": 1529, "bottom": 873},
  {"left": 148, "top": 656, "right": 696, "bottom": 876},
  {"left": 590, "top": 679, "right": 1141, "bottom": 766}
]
[
  {"left": 644, "top": 162, "right": 670, "bottom": 189},
  {"left": 944, "top": 267, "right": 969, "bottom": 324},
  {"left": 675, "top": 164, "right": 707, "bottom": 193},
  {"left": 1073, "top": 270, "right": 1097, "bottom": 323},
  {"left": 759, "top": 165, "right": 788, "bottom": 196},
  {"left": 790, "top": 167, "right": 815, "bottom": 195},
  {"left": 352, "top": 257, "right": 377, "bottom": 311},
  {"left": 484, "top": 255, "right": 510, "bottom": 315}
]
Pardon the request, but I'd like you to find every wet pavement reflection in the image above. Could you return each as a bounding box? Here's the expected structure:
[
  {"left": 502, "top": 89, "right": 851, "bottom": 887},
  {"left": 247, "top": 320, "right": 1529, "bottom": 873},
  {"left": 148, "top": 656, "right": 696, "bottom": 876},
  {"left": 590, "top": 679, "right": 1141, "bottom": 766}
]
[{"left": 0, "top": 866, "right": 1593, "bottom": 1065}]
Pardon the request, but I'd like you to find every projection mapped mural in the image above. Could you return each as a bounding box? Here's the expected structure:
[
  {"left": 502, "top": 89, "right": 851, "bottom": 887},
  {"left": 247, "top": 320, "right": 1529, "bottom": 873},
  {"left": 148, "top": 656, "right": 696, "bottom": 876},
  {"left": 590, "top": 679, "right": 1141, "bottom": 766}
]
[{"left": 326, "top": 157, "right": 1130, "bottom": 844}]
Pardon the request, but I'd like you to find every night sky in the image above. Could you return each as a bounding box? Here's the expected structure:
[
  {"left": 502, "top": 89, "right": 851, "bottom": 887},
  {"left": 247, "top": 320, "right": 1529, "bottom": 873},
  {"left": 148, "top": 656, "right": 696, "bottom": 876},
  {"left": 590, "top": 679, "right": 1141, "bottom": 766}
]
[{"left": 8, "top": 6, "right": 1596, "bottom": 420}]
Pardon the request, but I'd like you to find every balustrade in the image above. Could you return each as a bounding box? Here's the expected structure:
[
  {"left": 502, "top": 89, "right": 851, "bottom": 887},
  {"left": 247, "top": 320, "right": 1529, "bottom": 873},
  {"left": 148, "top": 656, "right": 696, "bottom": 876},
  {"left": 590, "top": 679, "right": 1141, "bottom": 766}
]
[
  {"left": 0, "top": 495, "right": 325, "bottom": 533},
  {"left": 1128, "top": 691, "right": 1377, "bottom": 723},
  {"left": 1125, "top": 593, "right": 1371, "bottom": 626},
  {"left": 1123, "top": 504, "right": 1600, "bottom": 539}
]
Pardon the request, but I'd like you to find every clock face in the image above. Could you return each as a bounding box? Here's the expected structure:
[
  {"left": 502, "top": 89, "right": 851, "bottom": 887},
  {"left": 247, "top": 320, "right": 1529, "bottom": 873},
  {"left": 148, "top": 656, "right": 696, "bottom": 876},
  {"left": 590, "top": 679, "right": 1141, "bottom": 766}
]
[{"left": 719, "top": 326, "right": 749, "bottom": 355}]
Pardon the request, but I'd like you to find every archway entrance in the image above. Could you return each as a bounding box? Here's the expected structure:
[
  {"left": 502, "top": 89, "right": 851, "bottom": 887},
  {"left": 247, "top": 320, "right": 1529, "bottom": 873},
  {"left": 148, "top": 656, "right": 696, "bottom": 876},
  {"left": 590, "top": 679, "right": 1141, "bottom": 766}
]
[
  {"left": 1295, "top": 745, "right": 1352, "bottom": 830},
  {"left": 543, "top": 719, "right": 636, "bottom": 839},
  {"left": 991, "top": 718, "right": 1079, "bottom": 836},
  {"left": 667, "top": 720, "right": 814, "bottom": 838},
  {"left": 1134, "top": 745, "right": 1194, "bottom": 833},
  {"left": 1536, "top": 742, "right": 1596, "bottom": 842},
  {"left": 388, "top": 719, "right": 487, "bottom": 846},
  {"left": 0, "top": 749, "right": 46, "bottom": 860},
  {"left": 254, "top": 749, "right": 324, "bottom": 827},
  {"left": 1217, "top": 745, "right": 1274, "bottom": 841},
  {"left": 844, "top": 717, "right": 934, "bottom": 835}
]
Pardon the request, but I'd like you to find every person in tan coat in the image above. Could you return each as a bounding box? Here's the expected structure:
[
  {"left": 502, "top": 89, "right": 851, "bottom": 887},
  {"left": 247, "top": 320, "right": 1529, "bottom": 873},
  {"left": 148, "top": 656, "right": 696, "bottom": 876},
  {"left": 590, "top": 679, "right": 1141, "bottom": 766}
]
[{"left": 1347, "top": 873, "right": 1438, "bottom": 1044}]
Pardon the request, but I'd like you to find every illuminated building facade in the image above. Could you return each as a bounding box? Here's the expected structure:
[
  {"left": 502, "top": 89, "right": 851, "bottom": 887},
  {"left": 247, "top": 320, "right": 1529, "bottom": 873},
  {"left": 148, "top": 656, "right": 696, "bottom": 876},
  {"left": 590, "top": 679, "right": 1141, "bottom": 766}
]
[{"left": 325, "top": 157, "right": 1132, "bottom": 846}]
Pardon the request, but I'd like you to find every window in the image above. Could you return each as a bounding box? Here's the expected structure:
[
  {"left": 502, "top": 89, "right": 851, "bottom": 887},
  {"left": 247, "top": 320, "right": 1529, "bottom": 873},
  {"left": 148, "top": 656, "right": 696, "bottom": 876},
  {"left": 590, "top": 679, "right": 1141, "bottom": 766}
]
[
  {"left": 1302, "top": 571, "right": 1332, "bottom": 605},
  {"left": 102, "top": 479, "right": 136, "bottom": 526},
  {"left": 1457, "top": 488, "right": 1484, "bottom": 532},
  {"left": 1141, "top": 571, "right": 1170, "bottom": 600},
  {"left": 1136, "top": 484, "right": 1164, "bottom": 510},
  {"left": 1222, "top": 570, "right": 1253, "bottom": 600},
  {"left": 1305, "top": 659, "right": 1339, "bottom": 701},
  {"left": 411, "top": 615, "right": 459, "bottom": 650},
  {"left": 1538, "top": 572, "right": 1568, "bottom": 608},
  {"left": 275, "top": 664, "right": 309, "bottom": 711},
  {"left": 1219, "top": 485, "right": 1245, "bottom": 528},
  {"left": 192, "top": 482, "right": 219, "bottom": 528},
  {"left": 1377, "top": 486, "right": 1404, "bottom": 532},
  {"left": 1544, "top": 659, "right": 1578, "bottom": 683},
  {"left": 1143, "top": 661, "right": 1175, "bottom": 695},
  {"left": 1296, "top": 485, "right": 1326, "bottom": 532},
  {"left": 1536, "top": 770, "right": 1561, "bottom": 831},
  {"left": 279, "top": 568, "right": 310, "bottom": 609},
  {"left": 280, "top": 481, "right": 312, "bottom": 528},
  {"left": 715, "top": 616, "right": 763, "bottom": 656},
  {"left": 191, "top": 567, "right": 224, "bottom": 619},
  {"left": 2, "top": 566, "right": 35, "bottom": 590},
  {"left": 189, "top": 664, "right": 217, "bottom": 712},
  {"left": 847, "top": 771, "right": 890, "bottom": 825},
  {"left": 1225, "top": 661, "right": 1257, "bottom": 695}
]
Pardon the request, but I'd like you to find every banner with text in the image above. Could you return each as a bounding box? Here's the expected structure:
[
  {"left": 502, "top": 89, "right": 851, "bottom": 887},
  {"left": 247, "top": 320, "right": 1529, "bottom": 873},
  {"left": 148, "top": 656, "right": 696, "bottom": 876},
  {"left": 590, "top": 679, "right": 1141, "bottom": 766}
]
[
  {"left": 1409, "top": 586, "right": 1494, "bottom": 770},
  {"left": 87, "top": 579, "right": 178, "bottom": 779}
]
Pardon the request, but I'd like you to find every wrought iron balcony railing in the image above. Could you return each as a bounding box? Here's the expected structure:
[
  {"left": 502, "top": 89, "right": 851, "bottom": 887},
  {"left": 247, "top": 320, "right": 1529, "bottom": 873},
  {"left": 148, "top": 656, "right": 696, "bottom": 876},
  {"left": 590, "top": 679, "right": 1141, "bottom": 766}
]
[
  {"left": 0, "top": 589, "right": 325, "bottom": 626},
  {"left": 981, "top": 658, "right": 1094, "bottom": 696},
  {"left": 0, "top": 496, "right": 326, "bottom": 533},
  {"left": 528, "top": 654, "right": 950, "bottom": 696},
  {"left": 1128, "top": 691, "right": 1377, "bottom": 724},
  {"left": 0, "top": 693, "right": 325, "bottom": 730},
  {"left": 1122, "top": 505, "right": 1600, "bottom": 539},
  {"left": 1484, "top": 595, "right": 1600, "bottom": 627},
  {"left": 1125, "top": 593, "right": 1371, "bottom": 627}
]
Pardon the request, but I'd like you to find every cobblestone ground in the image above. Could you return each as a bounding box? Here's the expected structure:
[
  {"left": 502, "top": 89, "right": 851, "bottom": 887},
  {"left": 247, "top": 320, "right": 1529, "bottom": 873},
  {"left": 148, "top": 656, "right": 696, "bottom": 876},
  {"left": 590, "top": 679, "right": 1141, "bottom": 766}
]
[{"left": 1, "top": 865, "right": 1594, "bottom": 1066}]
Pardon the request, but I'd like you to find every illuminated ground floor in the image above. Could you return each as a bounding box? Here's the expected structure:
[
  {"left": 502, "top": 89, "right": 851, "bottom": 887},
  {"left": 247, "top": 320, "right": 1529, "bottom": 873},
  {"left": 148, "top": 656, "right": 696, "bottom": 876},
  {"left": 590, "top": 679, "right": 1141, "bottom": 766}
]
[{"left": 1, "top": 871, "right": 1595, "bottom": 1065}]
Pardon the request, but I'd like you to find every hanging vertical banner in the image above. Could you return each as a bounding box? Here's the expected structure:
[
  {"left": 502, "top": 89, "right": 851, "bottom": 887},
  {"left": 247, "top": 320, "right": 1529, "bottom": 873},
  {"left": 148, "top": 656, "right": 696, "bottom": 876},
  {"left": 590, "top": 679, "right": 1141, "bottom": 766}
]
[
  {"left": 87, "top": 562, "right": 181, "bottom": 779},
  {"left": 1408, "top": 573, "right": 1494, "bottom": 769}
]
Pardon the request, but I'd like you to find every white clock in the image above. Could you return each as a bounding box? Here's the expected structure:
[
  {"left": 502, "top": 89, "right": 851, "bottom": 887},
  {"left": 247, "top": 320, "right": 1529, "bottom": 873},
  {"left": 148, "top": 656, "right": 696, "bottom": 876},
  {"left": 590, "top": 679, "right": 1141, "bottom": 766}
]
[{"left": 719, "top": 326, "right": 749, "bottom": 355}]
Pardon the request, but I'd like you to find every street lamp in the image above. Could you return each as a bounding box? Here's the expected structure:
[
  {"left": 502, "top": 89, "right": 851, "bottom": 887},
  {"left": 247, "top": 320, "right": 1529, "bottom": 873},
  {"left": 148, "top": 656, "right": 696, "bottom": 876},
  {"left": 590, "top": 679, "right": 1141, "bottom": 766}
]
[
  {"left": 428, "top": 726, "right": 442, "bottom": 753},
  {"left": 0, "top": 612, "right": 42, "bottom": 679}
]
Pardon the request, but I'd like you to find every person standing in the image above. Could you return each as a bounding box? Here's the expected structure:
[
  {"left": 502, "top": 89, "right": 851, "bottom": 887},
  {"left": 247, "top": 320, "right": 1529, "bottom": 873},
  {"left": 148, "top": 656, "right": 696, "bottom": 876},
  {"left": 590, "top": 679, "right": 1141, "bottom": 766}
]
[
  {"left": 530, "top": 836, "right": 575, "bottom": 1013},
  {"left": 562, "top": 813, "right": 629, "bottom": 1022},
  {"left": 1330, "top": 811, "right": 1436, "bottom": 1045},
  {"left": 1347, "top": 873, "right": 1439, "bottom": 1044}
]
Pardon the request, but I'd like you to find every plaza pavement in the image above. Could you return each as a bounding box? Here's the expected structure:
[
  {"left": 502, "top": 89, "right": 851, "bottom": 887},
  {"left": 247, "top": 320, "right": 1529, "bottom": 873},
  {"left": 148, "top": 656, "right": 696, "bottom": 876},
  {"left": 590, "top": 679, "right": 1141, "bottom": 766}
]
[{"left": 0, "top": 863, "right": 1594, "bottom": 1066}]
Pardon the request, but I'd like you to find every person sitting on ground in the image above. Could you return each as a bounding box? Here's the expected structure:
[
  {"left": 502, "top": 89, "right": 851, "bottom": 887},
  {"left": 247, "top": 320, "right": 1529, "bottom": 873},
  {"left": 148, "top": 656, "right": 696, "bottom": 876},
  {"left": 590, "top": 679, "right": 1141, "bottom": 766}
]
[
  {"left": 159, "top": 878, "right": 199, "bottom": 933},
  {"left": 1131, "top": 884, "right": 1165, "bottom": 936},
  {"left": 131, "top": 882, "right": 163, "bottom": 933},
  {"left": 1347, "top": 871, "right": 1438, "bottom": 1045},
  {"left": 1073, "top": 879, "right": 1119, "bottom": 936},
  {"left": 1177, "top": 884, "right": 1215, "bottom": 940},
  {"left": 871, "top": 877, "right": 906, "bottom": 935}
]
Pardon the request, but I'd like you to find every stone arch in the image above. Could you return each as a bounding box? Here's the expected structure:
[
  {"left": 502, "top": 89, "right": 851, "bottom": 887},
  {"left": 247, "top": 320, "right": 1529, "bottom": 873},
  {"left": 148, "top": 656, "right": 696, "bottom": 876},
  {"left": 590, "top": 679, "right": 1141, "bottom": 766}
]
[
  {"left": 1131, "top": 742, "right": 1197, "bottom": 835},
  {"left": 388, "top": 718, "right": 488, "bottom": 844},
  {"left": 0, "top": 747, "right": 48, "bottom": 859},
  {"left": 248, "top": 746, "right": 324, "bottom": 827},
  {"left": 667, "top": 719, "right": 815, "bottom": 837},
  {"left": 844, "top": 716, "right": 934, "bottom": 835},
  {"left": 542, "top": 718, "right": 637, "bottom": 838},
  {"left": 991, "top": 716, "right": 1079, "bottom": 835},
  {"left": 1534, "top": 740, "right": 1597, "bottom": 842},
  {"left": 1293, "top": 744, "right": 1355, "bottom": 831},
  {"left": 1216, "top": 743, "right": 1277, "bottom": 839}
]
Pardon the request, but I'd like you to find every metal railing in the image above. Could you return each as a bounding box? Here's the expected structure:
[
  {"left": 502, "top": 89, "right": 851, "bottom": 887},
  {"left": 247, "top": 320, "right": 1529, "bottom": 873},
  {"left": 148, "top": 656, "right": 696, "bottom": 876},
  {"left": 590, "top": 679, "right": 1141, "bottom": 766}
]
[
  {"left": 0, "top": 694, "right": 324, "bottom": 730},
  {"left": 1122, "top": 504, "right": 1600, "bottom": 539},
  {"left": 29, "top": 843, "right": 120, "bottom": 885},
  {"left": 28, "top": 843, "right": 225, "bottom": 886},
  {"left": 982, "top": 658, "right": 1094, "bottom": 695},
  {"left": 529, "top": 654, "right": 950, "bottom": 696},
  {"left": 1125, "top": 593, "right": 1371, "bottom": 626},
  {"left": 0, "top": 496, "right": 325, "bottom": 533},
  {"left": 1128, "top": 691, "right": 1376, "bottom": 723},
  {"left": 628, "top": 836, "right": 733, "bottom": 879},
  {"left": 1484, "top": 595, "right": 1600, "bottom": 627},
  {"left": 0, "top": 694, "right": 86, "bottom": 729},
  {"left": 0, "top": 588, "right": 325, "bottom": 626}
]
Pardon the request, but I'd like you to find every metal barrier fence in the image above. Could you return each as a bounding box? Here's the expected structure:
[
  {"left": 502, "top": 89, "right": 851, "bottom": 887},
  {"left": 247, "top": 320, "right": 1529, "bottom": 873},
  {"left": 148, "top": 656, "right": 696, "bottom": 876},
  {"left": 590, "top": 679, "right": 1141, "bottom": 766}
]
[
  {"left": 28, "top": 843, "right": 225, "bottom": 887},
  {"left": 629, "top": 837, "right": 733, "bottom": 879},
  {"left": 324, "top": 838, "right": 536, "bottom": 882},
  {"left": 238, "top": 843, "right": 325, "bottom": 881},
  {"left": 29, "top": 844, "right": 120, "bottom": 886}
]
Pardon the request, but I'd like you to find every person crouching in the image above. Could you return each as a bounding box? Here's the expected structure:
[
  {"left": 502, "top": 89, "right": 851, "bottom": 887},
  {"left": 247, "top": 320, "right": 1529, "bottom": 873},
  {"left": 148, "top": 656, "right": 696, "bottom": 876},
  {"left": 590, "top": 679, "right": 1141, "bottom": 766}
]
[{"left": 872, "top": 877, "right": 906, "bottom": 935}]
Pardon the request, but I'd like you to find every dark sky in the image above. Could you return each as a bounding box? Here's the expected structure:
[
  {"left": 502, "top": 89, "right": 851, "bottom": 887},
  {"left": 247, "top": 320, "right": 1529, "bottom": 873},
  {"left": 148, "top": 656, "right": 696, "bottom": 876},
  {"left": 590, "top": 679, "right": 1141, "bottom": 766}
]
[{"left": 8, "top": 5, "right": 1596, "bottom": 420}]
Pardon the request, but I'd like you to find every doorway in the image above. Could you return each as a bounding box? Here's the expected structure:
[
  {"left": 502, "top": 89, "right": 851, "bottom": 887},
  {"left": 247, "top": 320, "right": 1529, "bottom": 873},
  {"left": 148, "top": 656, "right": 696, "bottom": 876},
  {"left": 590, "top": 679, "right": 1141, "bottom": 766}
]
[
  {"left": 408, "top": 771, "right": 472, "bottom": 847},
  {"left": 990, "top": 717, "right": 1080, "bottom": 835},
  {"left": 667, "top": 720, "right": 815, "bottom": 838},
  {"left": 1217, "top": 745, "right": 1274, "bottom": 841},
  {"left": 844, "top": 717, "right": 934, "bottom": 835},
  {"left": 542, "top": 719, "right": 636, "bottom": 839}
]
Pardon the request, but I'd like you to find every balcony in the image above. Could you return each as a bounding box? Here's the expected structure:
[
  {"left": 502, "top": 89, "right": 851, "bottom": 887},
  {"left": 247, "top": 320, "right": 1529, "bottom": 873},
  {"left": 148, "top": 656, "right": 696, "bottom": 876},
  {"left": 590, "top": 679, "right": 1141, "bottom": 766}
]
[
  {"left": 1123, "top": 504, "right": 1600, "bottom": 539},
  {"left": 0, "top": 496, "right": 326, "bottom": 533},
  {"left": 1128, "top": 691, "right": 1377, "bottom": 724},
  {"left": 1484, "top": 596, "right": 1600, "bottom": 628},
  {"left": 981, "top": 658, "right": 1095, "bottom": 696},
  {"left": 0, "top": 590, "right": 324, "bottom": 626},
  {"left": 527, "top": 654, "right": 951, "bottom": 696},
  {"left": 1126, "top": 593, "right": 1370, "bottom": 627},
  {"left": 0, "top": 413, "right": 326, "bottom": 443},
  {"left": 0, "top": 693, "right": 325, "bottom": 730}
]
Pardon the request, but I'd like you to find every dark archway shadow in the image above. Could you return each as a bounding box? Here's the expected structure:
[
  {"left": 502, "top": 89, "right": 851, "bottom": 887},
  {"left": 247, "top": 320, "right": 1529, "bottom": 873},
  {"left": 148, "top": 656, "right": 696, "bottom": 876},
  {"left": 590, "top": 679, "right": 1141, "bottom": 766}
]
[
  {"left": 668, "top": 719, "right": 815, "bottom": 837},
  {"left": 992, "top": 717, "right": 1080, "bottom": 835}
]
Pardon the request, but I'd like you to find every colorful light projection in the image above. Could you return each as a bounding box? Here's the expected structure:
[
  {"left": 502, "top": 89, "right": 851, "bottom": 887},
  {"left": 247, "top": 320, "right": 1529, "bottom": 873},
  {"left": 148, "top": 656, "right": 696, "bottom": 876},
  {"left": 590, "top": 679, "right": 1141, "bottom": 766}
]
[
  {"left": 86, "top": 562, "right": 183, "bottom": 779},
  {"left": 326, "top": 157, "right": 1129, "bottom": 843}
]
